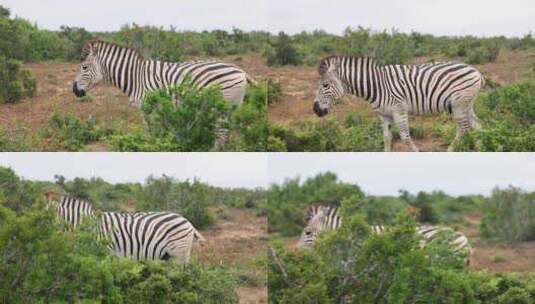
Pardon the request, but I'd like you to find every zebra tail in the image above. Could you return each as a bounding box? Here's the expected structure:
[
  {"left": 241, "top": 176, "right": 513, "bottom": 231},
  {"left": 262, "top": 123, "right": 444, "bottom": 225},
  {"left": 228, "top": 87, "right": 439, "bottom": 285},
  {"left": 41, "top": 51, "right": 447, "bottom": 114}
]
[
  {"left": 246, "top": 74, "right": 258, "bottom": 86},
  {"left": 193, "top": 229, "right": 207, "bottom": 246}
]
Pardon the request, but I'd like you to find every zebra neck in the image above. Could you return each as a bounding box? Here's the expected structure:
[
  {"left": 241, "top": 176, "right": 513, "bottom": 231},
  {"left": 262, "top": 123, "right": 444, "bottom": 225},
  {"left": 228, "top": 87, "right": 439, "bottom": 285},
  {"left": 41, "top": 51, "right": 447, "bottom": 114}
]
[
  {"left": 340, "top": 58, "right": 383, "bottom": 105},
  {"left": 100, "top": 52, "right": 144, "bottom": 102}
]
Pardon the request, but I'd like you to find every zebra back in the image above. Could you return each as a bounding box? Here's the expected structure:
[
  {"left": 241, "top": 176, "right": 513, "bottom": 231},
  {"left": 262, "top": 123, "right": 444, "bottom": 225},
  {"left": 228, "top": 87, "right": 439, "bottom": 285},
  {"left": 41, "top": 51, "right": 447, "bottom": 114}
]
[{"left": 99, "top": 211, "right": 201, "bottom": 261}]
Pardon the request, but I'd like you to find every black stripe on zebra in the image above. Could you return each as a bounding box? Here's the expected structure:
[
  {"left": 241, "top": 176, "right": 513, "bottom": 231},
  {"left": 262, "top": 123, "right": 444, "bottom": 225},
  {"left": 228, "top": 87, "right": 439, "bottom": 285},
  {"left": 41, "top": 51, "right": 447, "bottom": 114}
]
[
  {"left": 48, "top": 195, "right": 95, "bottom": 228},
  {"left": 313, "top": 55, "right": 484, "bottom": 151}
]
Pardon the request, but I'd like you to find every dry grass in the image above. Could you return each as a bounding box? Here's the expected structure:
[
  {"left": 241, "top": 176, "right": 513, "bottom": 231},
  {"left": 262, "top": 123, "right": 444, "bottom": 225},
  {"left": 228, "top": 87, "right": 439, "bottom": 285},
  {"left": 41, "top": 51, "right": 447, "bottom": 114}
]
[{"left": 195, "top": 208, "right": 267, "bottom": 304}]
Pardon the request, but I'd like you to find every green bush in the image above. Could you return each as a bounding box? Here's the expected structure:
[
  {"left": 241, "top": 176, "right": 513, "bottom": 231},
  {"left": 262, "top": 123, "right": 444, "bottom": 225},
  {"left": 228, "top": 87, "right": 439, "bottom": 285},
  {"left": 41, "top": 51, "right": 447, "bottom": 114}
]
[
  {"left": 228, "top": 84, "right": 269, "bottom": 151},
  {"left": 266, "top": 172, "right": 364, "bottom": 236},
  {"left": 136, "top": 175, "right": 215, "bottom": 229},
  {"left": 267, "top": 79, "right": 282, "bottom": 105},
  {"left": 0, "top": 204, "right": 238, "bottom": 303},
  {"left": 480, "top": 187, "right": 535, "bottom": 243},
  {"left": 141, "top": 78, "right": 232, "bottom": 151},
  {"left": 269, "top": 214, "right": 477, "bottom": 303},
  {"left": 0, "top": 56, "right": 36, "bottom": 103},
  {"left": 269, "top": 209, "right": 535, "bottom": 303},
  {"left": 112, "top": 82, "right": 268, "bottom": 152},
  {"left": 268, "top": 113, "right": 383, "bottom": 152},
  {"left": 46, "top": 112, "right": 104, "bottom": 151},
  {"left": 266, "top": 32, "right": 302, "bottom": 66},
  {"left": 452, "top": 80, "right": 535, "bottom": 152}
]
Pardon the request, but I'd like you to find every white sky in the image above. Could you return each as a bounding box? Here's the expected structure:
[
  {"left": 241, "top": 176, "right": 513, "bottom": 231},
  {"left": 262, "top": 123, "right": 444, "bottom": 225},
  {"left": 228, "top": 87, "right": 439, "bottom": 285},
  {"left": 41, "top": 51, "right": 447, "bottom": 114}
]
[
  {"left": 268, "top": 153, "right": 535, "bottom": 196},
  {"left": 3, "top": 0, "right": 534, "bottom": 36},
  {"left": 1, "top": 153, "right": 534, "bottom": 195},
  {"left": 0, "top": 153, "right": 268, "bottom": 189}
]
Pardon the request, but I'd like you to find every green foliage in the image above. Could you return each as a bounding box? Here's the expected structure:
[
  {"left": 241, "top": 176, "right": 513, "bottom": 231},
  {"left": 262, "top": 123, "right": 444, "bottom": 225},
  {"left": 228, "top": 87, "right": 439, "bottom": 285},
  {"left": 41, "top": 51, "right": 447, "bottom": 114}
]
[
  {"left": 59, "top": 26, "right": 94, "bottom": 60},
  {"left": 136, "top": 175, "right": 215, "bottom": 229},
  {"left": 228, "top": 84, "right": 269, "bottom": 151},
  {"left": 453, "top": 80, "right": 535, "bottom": 152},
  {"left": 0, "top": 204, "right": 238, "bottom": 303},
  {"left": 268, "top": 113, "right": 383, "bottom": 152},
  {"left": 266, "top": 32, "right": 302, "bottom": 66},
  {"left": 141, "top": 79, "right": 232, "bottom": 151},
  {"left": 267, "top": 78, "right": 282, "bottom": 105},
  {"left": 112, "top": 82, "right": 268, "bottom": 152},
  {"left": 266, "top": 172, "right": 364, "bottom": 236},
  {"left": 46, "top": 112, "right": 105, "bottom": 151},
  {"left": 0, "top": 56, "right": 36, "bottom": 103},
  {"left": 480, "top": 187, "right": 535, "bottom": 243},
  {"left": 0, "top": 167, "right": 48, "bottom": 214},
  {"left": 269, "top": 214, "right": 478, "bottom": 303},
  {"left": 269, "top": 209, "right": 535, "bottom": 303}
]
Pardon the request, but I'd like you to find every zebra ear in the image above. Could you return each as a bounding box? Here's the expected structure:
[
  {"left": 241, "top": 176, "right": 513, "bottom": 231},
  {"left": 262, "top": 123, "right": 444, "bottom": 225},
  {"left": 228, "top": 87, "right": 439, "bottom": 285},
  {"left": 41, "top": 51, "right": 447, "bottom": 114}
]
[
  {"left": 318, "top": 60, "right": 329, "bottom": 75},
  {"left": 80, "top": 42, "right": 95, "bottom": 60},
  {"left": 318, "top": 60, "right": 339, "bottom": 76}
]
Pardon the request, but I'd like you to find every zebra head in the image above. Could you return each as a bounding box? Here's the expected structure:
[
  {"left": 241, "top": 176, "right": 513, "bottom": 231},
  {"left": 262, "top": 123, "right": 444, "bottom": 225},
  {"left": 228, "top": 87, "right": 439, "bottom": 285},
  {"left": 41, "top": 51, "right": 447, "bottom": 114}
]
[
  {"left": 73, "top": 41, "right": 103, "bottom": 98},
  {"left": 42, "top": 190, "right": 59, "bottom": 210},
  {"left": 298, "top": 205, "right": 327, "bottom": 248},
  {"left": 313, "top": 59, "right": 345, "bottom": 117}
]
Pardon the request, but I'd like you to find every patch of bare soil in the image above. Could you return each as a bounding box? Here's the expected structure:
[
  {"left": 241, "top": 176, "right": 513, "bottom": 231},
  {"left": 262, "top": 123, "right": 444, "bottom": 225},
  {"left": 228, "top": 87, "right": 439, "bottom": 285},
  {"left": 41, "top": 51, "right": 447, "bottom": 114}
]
[
  {"left": 267, "top": 50, "right": 535, "bottom": 151},
  {"left": 0, "top": 62, "right": 142, "bottom": 137},
  {"left": 195, "top": 209, "right": 267, "bottom": 304}
]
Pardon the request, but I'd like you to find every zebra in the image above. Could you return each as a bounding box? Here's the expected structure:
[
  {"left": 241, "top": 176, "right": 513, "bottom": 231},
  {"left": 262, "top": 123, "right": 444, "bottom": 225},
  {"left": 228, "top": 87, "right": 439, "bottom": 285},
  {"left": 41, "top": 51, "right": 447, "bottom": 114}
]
[
  {"left": 99, "top": 211, "right": 206, "bottom": 263},
  {"left": 44, "top": 192, "right": 94, "bottom": 228},
  {"left": 72, "top": 39, "right": 255, "bottom": 150},
  {"left": 44, "top": 192, "right": 205, "bottom": 263},
  {"left": 313, "top": 56, "right": 484, "bottom": 152},
  {"left": 298, "top": 205, "right": 471, "bottom": 264}
]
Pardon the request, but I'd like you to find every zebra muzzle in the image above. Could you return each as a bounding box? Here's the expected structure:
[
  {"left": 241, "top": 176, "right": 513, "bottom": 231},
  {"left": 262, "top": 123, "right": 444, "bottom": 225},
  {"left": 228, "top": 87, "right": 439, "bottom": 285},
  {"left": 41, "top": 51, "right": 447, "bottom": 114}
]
[
  {"left": 313, "top": 101, "right": 328, "bottom": 117},
  {"left": 72, "top": 82, "right": 86, "bottom": 98}
]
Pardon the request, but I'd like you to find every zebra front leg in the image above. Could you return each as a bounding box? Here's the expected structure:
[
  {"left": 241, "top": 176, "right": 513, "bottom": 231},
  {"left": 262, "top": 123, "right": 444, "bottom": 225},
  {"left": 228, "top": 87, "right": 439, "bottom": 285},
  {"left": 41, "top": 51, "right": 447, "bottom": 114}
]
[
  {"left": 379, "top": 115, "right": 393, "bottom": 152},
  {"left": 393, "top": 110, "right": 419, "bottom": 152}
]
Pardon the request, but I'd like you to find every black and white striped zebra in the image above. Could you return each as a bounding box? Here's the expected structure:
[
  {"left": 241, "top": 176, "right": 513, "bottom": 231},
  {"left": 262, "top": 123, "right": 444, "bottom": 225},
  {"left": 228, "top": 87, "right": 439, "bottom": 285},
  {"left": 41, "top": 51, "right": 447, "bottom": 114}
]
[
  {"left": 72, "top": 40, "right": 255, "bottom": 150},
  {"left": 100, "top": 211, "right": 206, "bottom": 263},
  {"left": 45, "top": 193, "right": 205, "bottom": 263},
  {"left": 298, "top": 205, "right": 471, "bottom": 263},
  {"left": 46, "top": 194, "right": 95, "bottom": 228},
  {"left": 313, "top": 56, "right": 484, "bottom": 151}
]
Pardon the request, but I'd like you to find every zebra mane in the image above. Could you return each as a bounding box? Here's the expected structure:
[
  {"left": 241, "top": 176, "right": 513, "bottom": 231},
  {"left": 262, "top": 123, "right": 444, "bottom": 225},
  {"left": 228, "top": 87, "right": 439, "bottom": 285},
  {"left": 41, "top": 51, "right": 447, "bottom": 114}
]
[
  {"left": 318, "top": 55, "right": 379, "bottom": 75},
  {"left": 80, "top": 39, "right": 145, "bottom": 61},
  {"left": 305, "top": 203, "right": 339, "bottom": 221}
]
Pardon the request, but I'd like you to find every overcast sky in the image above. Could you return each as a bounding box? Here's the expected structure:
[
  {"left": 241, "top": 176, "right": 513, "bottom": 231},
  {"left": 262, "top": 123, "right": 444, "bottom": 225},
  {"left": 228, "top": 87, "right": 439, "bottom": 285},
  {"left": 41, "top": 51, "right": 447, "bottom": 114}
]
[
  {"left": 3, "top": 0, "right": 534, "bottom": 36},
  {"left": 268, "top": 153, "right": 535, "bottom": 196},
  {"left": 0, "top": 153, "right": 268, "bottom": 189}
]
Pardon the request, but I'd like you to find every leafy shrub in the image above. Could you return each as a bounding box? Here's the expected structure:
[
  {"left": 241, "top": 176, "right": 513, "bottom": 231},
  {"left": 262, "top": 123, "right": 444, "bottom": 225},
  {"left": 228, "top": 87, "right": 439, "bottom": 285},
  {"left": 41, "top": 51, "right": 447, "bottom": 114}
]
[
  {"left": 480, "top": 187, "right": 535, "bottom": 243},
  {"left": 0, "top": 204, "right": 238, "bottom": 303},
  {"left": 268, "top": 112, "right": 383, "bottom": 152},
  {"left": 136, "top": 175, "right": 215, "bottom": 229},
  {"left": 0, "top": 56, "right": 36, "bottom": 103},
  {"left": 112, "top": 81, "right": 268, "bottom": 152},
  {"left": 452, "top": 80, "right": 535, "bottom": 152},
  {"left": 228, "top": 84, "right": 269, "bottom": 151},
  {"left": 269, "top": 207, "right": 535, "bottom": 303},
  {"left": 141, "top": 78, "right": 232, "bottom": 151},
  {"left": 266, "top": 172, "right": 364, "bottom": 236},
  {"left": 266, "top": 32, "right": 302, "bottom": 66},
  {"left": 267, "top": 78, "right": 282, "bottom": 105},
  {"left": 46, "top": 112, "right": 104, "bottom": 151},
  {"left": 269, "top": 213, "right": 476, "bottom": 303}
]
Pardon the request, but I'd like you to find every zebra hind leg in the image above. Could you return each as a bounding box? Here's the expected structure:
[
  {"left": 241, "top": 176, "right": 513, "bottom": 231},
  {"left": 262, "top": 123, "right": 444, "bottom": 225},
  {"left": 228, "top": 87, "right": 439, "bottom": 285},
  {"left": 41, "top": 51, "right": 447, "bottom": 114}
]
[
  {"left": 379, "top": 115, "right": 394, "bottom": 152},
  {"left": 393, "top": 110, "right": 419, "bottom": 152},
  {"left": 213, "top": 117, "right": 229, "bottom": 151},
  {"left": 448, "top": 106, "right": 472, "bottom": 152}
]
